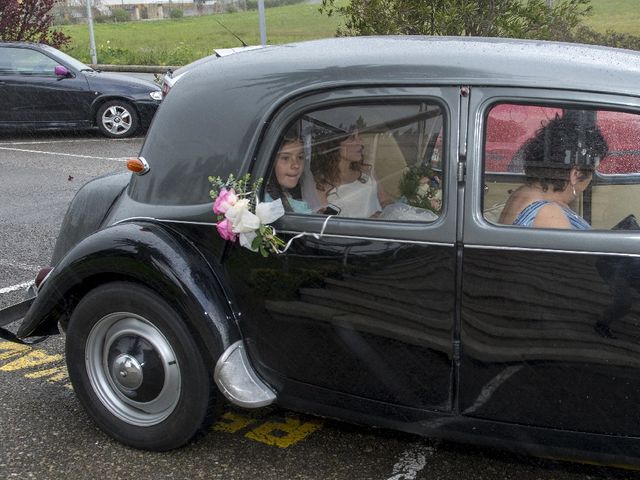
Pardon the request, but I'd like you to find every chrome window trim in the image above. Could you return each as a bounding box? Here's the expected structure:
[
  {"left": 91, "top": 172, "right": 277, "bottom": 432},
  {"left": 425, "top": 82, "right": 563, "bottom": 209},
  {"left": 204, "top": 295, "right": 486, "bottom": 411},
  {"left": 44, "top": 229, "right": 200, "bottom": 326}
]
[
  {"left": 464, "top": 87, "right": 640, "bottom": 255},
  {"left": 465, "top": 243, "right": 640, "bottom": 258}
]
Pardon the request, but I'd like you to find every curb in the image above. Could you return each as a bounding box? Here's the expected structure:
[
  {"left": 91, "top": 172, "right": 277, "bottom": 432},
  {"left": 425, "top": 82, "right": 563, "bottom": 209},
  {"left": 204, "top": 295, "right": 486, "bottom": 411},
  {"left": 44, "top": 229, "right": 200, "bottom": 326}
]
[{"left": 90, "top": 64, "right": 182, "bottom": 73}]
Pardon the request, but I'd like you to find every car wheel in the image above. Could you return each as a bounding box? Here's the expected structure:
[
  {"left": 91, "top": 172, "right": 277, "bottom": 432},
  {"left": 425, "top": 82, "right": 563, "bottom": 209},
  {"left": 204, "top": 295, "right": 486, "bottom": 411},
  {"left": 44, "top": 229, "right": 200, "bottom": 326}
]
[
  {"left": 96, "top": 100, "right": 139, "bottom": 138},
  {"left": 66, "top": 282, "right": 217, "bottom": 451}
]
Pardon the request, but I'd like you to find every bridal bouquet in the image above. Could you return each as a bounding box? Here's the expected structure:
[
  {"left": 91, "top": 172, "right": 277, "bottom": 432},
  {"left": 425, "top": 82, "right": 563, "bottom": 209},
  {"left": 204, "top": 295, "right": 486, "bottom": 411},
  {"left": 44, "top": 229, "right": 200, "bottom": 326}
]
[{"left": 209, "top": 174, "right": 285, "bottom": 256}]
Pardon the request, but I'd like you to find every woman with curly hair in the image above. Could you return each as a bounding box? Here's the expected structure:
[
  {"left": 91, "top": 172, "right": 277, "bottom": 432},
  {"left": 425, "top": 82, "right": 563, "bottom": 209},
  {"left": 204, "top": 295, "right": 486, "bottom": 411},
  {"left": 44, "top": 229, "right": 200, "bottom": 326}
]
[
  {"left": 310, "top": 128, "right": 387, "bottom": 218},
  {"left": 499, "top": 112, "right": 608, "bottom": 229}
]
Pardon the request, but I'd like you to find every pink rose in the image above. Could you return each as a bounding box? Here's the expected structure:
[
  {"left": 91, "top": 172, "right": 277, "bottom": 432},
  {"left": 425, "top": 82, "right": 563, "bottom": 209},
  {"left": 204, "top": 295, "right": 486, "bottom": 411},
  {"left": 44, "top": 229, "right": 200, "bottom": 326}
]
[
  {"left": 213, "top": 188, "right": 238, "bottom": 215},
  {"left": 216, "top": 219, "right": 237, "bottom": 241}
]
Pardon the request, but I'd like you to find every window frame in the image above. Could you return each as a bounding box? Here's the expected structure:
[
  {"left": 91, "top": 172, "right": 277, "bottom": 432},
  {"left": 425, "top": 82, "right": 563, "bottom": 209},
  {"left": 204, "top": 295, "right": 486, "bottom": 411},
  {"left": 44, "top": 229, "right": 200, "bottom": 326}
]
[
  {"left": 464, "top": 87, "right": 640, "bottom": 256},
  {"left": 251, "top": 87, "right": 461, "bottom": 245}
]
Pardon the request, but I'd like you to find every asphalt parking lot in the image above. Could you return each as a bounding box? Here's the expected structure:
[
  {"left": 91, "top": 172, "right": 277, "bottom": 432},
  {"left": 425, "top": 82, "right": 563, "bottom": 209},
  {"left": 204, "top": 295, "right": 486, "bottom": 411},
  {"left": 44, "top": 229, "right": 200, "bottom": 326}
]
[{"left": 1, "top": 130, "right": 640, "bottom": 479}]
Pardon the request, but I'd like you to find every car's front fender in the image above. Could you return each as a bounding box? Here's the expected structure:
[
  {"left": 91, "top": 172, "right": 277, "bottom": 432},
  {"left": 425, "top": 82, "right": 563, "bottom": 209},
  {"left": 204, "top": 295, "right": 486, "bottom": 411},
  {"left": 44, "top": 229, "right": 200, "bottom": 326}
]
[{"left": 17, "top": 220, "right": 239, "bottom": 369}]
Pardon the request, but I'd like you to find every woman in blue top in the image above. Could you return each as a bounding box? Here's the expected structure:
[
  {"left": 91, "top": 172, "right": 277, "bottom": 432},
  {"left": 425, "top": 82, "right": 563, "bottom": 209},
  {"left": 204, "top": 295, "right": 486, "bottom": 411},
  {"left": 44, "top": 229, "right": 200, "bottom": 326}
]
[
  {"left": 265, "top": 124, "right": 312, "bottom": 214},
  {"left": 499, "top": 112, "right": 608, "bottom": 230}
]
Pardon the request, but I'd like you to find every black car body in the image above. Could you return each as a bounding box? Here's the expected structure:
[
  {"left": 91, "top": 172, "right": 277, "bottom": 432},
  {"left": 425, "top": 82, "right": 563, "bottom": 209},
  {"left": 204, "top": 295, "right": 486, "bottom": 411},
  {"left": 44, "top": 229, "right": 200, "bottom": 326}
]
[
  {"left": 5, "top": 37, "right": 640, "bottom": 465},
  {"left": 0, "top": 42, "right": 162, "bottom": 137}
]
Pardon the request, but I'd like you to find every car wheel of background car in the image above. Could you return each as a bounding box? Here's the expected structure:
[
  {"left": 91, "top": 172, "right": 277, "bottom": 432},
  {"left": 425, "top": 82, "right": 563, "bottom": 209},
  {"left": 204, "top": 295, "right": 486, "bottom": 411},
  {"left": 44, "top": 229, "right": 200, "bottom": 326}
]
[
  {"left": 65, "top": 282, "right": 217, "bottom": 451},
  {"left": 96, "top": 100, "right": 139, "bottom": 138}
]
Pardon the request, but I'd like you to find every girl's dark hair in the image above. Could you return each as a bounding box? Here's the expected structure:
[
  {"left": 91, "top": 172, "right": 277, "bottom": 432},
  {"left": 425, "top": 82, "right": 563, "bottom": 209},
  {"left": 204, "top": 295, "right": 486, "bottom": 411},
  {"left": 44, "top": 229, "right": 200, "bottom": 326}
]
[
  {"left": 522, "top": 112, "right": 609, "bottom": 192},
  {"left": 266, "top": 123, "right": 303, "bottom": 212}
]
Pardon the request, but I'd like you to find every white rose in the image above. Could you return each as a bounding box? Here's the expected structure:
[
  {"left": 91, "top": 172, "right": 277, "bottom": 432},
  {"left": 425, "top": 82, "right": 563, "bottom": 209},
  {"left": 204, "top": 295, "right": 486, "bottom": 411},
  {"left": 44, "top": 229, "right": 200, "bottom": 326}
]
[
  {"left": 416, "top": 183, "right": 431, "bottom": 197},
  {"left": 226, "top": 199, "right": 260, "bottom": 233}
]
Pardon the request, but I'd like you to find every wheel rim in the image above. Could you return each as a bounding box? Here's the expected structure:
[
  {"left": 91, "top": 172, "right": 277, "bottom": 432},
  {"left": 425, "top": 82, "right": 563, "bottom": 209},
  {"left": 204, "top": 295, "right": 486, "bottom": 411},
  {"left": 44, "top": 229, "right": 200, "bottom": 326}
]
[
  {"left": 85, "top": 312, "right": 181, "bottom": 427},
  {"left": 101, "top": 105, "right": 133, "bottom": 136}
]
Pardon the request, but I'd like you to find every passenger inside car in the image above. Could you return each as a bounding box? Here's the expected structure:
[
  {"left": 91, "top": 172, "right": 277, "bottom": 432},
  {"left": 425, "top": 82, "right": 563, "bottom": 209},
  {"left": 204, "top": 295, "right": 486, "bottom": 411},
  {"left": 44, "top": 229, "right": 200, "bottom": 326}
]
[
  {"left": 310, "top": 128, "right": 389, "bottom": 217},
  {"left": 265, "top": 124, "right": 313, "bottom": 214},
  {"left": 498, "top": 112, "right": 608, "bottom": 229}
]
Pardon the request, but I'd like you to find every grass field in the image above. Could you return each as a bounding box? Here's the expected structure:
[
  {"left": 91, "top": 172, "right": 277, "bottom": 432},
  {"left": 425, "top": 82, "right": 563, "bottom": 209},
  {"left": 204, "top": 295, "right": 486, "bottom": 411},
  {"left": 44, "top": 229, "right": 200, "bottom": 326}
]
[
  {"left": 585, "top": 0, "right": 640, "bottom": 35},
  {"left": 62, "top": 3, "right": 343, "bottom": 65},
  {"left": 61, "top": 0, "right": 640, "bottom": 65}
]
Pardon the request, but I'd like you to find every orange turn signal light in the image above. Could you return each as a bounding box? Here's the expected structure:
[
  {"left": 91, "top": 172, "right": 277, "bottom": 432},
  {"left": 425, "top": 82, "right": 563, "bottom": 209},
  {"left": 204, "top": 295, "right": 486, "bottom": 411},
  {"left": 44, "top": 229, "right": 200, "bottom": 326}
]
[{"left": 127, "top": 157, "right": 150, "bottom": 175}]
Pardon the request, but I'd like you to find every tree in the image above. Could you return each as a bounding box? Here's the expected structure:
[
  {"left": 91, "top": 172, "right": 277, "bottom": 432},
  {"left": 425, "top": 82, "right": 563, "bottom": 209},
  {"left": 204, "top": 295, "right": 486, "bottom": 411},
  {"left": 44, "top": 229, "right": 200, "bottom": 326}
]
[
  {"left": 319, "top": 0, "right": 593, "bottom": 40},
  {"left": 0, "top": 0, "right": 70, "bottom": 48}
]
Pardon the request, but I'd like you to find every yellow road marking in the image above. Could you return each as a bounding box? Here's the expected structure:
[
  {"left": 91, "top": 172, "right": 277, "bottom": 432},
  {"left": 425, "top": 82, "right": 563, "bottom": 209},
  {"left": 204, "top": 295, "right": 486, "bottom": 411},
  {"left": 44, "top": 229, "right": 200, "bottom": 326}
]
[
  {"left": 213, "top": 411, "right": 258, "bottom": 433},
  {"left": 245, "top": 415, "right": 323, "bottom": 448},
  {"left": 0, "top": 341, "right": 31, "bottom": 360},
  {"left": 0, "top": 341, "right": 322, "bottom": 447},
  {"left": 0, "top": 349, "right": 63, "bottom": 371},
  {"left": 25, "top": 365, "right": 68, "bottom": 382}
]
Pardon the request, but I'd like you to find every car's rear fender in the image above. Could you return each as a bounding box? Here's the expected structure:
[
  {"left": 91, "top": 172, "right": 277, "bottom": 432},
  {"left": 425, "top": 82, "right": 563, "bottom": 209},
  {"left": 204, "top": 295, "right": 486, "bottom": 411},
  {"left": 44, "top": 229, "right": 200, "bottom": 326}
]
[
  {"left": 17, "top": 221, "right": 240, "bottom": 370},
  {"left": 51, "top": 171, "right": 131, "bottom": 266}
]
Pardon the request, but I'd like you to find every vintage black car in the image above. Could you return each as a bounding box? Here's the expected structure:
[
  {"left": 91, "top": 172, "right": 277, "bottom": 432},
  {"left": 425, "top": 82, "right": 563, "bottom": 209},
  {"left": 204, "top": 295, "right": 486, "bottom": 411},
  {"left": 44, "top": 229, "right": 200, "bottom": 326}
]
[
  {"left": 4, "top": 37, "right": 640, "bottom": 466},
  {"left": 0, "top": 42, "right": 162, "bottom": 137}
]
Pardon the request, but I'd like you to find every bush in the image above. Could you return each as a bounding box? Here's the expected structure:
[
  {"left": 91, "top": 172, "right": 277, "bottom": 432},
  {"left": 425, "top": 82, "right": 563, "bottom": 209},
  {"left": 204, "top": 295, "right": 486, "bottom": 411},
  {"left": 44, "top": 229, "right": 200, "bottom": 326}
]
[
  {"left": 169, "top": 8, "right": 184, "bottom": 19},
  {"left": 112, "top": 8, "right": 130, "bottom": 23}
]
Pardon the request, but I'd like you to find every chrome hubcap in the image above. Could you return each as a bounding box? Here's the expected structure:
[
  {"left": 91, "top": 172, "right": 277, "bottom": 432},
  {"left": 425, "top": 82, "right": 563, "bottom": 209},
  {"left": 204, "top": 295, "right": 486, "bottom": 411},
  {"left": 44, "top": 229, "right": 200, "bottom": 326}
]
[
  {"left": 112, "top": 354, "right": 143, "bottom": 390},
  {"left": 102, "top": 106, "right": 132, "bottom": 135},
  {"left": 85, "top": 313, "right": 181, "bottom": 426}
]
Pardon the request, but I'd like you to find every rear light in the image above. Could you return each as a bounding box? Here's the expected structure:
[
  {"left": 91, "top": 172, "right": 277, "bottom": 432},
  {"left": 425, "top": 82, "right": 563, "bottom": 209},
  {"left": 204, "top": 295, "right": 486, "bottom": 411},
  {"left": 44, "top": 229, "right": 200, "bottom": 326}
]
[
  {"left": 34, "top": 267, "right": 53, "bottom": 290},
  {"left": 162, "top": 83, "right": 171, "bottom": 97},
  {"left": 127, "top": 157, "right": 150, "bottom": 175}
]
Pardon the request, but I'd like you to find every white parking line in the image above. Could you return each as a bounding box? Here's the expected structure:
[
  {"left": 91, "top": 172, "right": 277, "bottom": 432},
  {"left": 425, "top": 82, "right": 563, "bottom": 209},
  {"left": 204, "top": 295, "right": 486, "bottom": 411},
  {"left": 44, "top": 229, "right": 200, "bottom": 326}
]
[
  {"left": 0, "top": 281, "right": 34, "bottom": 295},
  {"left": 0, "top": 145, "right": 128, "bottom": 162},
  {"left": 386, "top": 445, "right": 434, "bottom": 480},
  {"left": 0, "top": 138, "right": 136, "bottom": 145}
]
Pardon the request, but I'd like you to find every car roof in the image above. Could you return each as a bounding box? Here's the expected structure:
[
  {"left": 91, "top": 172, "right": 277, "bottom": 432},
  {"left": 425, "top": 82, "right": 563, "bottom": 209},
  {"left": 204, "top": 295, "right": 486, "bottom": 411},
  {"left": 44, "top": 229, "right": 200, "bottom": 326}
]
[
  {"left": 133, "top": 36, "right": 640, "bottom": 208},
  {"left": 204, "top": 36, "right": 640, "bottom": 96}
]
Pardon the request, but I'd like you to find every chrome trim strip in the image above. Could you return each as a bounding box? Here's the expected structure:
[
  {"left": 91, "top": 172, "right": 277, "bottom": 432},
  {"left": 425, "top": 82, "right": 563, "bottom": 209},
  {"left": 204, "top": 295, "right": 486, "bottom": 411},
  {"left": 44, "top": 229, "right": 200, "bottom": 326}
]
[
  {"left": 109, "top": 218, "right": 455, "bottom": 247},
  {"left": 466, "top": 243, "right": 640, "bottom": 258}
]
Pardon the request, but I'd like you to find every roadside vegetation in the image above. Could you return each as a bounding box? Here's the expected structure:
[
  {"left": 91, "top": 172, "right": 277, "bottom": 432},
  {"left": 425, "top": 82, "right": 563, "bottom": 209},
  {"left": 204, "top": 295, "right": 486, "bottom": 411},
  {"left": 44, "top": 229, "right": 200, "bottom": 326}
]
[
  {"left": 60, "top": 3, "right": 343, "bottom": 65},
  {"left": 4, "top": 0, "right": 637, "bottom": 66}
]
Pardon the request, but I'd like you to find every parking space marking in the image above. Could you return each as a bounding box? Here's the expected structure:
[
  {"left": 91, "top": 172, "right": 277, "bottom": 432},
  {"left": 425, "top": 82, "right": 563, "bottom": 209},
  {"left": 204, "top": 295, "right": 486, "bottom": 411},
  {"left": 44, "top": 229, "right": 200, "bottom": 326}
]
[
  {"left": 386, "top": 445, "right": 434, "bottom": 480},
  {"left": 244, "top": 415, "right": 323, "bottom": 448},
  {"left": 0, "top": 146, "right": 127, "bottom": 162},
  {"left": 0, "top": 281, "right": 34, "bottom": 295},
  {"left": 0, "top": 138, "right": 137, "bottom": 145},
  {"left": 0, "top": 339, "right": 323, "bottom": 447}
]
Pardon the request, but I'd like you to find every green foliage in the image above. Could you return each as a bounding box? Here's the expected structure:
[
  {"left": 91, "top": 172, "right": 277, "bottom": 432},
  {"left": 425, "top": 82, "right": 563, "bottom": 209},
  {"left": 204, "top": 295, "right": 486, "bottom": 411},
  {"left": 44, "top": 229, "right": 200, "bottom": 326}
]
[
  {"left": 319, "top": 0, "right": 640, "bottom": 50},
  {"left": 169, "top": 8, "right": 184, "bottom": 19},
  {"left": 112, "top": 8, "right": 130, "bottom": 23},
  {"left": 60, "top": 3, "right": 342, "bottom": 65},
  {"left": 319, "top": 0, "right": 594, "bottom": 38}
]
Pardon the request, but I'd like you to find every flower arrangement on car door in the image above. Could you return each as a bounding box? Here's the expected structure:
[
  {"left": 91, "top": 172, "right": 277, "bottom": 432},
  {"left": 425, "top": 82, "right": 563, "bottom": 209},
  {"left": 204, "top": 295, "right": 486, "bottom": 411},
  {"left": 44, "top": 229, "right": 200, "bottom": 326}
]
[{"left": 209, "top": 174, "right": 285, "bottom": 256}]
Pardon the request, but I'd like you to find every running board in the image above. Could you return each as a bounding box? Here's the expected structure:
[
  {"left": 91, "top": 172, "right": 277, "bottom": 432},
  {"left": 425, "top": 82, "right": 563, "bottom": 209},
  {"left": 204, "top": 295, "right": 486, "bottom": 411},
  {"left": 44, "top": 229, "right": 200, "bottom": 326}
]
[{"left": 214, "top": 340, "right": 276, "bottom": 408}]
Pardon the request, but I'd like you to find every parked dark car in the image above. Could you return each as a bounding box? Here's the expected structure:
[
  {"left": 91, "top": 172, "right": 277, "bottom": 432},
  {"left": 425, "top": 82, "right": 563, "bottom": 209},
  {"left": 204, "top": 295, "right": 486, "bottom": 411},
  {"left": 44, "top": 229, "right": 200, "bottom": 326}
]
[
  {"left": 4, "top": 37, "right": 640, "bottom": 466},
  {"left": 0, "top": 42, "right": 162, "bottom": 138}
]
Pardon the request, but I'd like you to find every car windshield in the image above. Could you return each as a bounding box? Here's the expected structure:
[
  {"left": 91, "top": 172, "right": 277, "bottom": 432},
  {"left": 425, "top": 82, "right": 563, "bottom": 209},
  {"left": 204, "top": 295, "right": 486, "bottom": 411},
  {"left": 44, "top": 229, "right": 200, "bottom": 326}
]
[{"left": 43, "top": 45, "right": 92, "bottom": 72}]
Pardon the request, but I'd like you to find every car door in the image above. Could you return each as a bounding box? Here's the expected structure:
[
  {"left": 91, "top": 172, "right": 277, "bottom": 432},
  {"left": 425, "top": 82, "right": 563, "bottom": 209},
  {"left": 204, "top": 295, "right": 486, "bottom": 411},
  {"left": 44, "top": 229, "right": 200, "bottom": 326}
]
[
  {"left": 461, "top": 87, "right": 640, "bottom": 436},
  {"left": 0, "top": 46, "right": 91, "bottom": 125},
  {"left": 223, "top": 87, "right": 461, "bottom": 412}
]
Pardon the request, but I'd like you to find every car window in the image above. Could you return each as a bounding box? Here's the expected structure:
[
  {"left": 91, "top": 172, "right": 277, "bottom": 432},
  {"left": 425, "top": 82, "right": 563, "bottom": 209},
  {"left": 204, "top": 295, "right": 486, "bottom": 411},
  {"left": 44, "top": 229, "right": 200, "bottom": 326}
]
[
  {"left": 0, "top": 48, "right": 58, "bottom": 76},
  {"left": 483, "top": 102, "right": 640, "bottom": 230},
  {"left": 264, "top": 102, "right": 445, "bottom": 222}
]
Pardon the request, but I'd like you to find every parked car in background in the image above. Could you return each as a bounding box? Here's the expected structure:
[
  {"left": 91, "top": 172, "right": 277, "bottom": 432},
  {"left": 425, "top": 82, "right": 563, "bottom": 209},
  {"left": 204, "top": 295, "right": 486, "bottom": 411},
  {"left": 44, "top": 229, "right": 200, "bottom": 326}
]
[
  {"left": 4, "top": 37, "right": 640, "bottom": 467},
  {"left": 161, "top": 45, "right": 263, "bottom": 96},
  {"left": 0, "top": 42, "right": 162, "bottom": 138}
]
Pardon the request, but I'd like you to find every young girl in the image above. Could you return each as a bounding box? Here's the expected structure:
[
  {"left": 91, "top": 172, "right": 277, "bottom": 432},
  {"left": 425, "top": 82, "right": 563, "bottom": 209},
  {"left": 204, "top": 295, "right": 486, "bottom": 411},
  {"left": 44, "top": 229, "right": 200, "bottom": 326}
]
[{"left": 265, "top": 126, "right": 312, "bottom": 214}]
